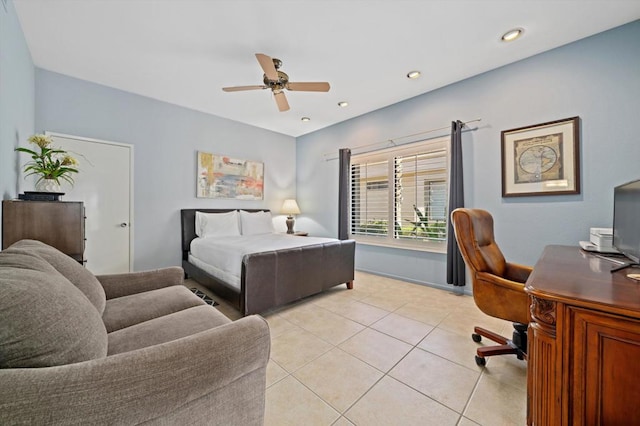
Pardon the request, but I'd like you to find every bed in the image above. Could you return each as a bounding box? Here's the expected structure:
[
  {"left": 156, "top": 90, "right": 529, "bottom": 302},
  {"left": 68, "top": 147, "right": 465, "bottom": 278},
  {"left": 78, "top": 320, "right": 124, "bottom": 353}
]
[{"left": 181, "top": 209, "right": 355, "bottom": 315}]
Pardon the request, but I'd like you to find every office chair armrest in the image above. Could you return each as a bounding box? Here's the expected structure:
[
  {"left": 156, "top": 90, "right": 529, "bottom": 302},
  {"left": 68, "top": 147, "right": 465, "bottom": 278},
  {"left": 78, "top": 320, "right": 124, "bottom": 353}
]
[
  {"left": 505, "top": 262, "right": 533, "bottom": 283},
  {"left": 477, "top": 271, "right": 526, "bottom": 293},
  {"left": 475, "top": 271, "right": 530, "bottom": 325}
]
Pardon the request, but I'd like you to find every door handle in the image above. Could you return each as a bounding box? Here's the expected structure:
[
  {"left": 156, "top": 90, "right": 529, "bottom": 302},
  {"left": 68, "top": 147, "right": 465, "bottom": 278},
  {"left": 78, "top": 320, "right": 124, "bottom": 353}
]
[{"left": 120, "top": 223, "right": 128, "bottom": 228}]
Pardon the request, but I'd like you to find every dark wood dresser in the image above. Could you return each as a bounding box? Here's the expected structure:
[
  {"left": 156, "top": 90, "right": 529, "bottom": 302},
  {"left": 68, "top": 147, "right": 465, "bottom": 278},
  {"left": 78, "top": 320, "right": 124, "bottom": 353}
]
[
  {"left": 526, "top": 245, "right": 640, "bottom": 425},
  {"left": 2, "top": 200, "right": 85, "bottom": 263}
]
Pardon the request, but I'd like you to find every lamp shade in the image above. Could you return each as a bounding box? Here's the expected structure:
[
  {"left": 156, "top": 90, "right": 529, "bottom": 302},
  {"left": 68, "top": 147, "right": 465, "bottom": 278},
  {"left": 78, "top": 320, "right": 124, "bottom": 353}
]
[{"left": 281, "top": 199, "right": 301, "bottom": 215}]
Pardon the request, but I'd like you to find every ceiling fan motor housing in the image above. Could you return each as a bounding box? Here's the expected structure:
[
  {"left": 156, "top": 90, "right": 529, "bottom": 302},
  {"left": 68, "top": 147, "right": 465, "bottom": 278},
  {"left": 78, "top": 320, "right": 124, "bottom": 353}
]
[{"left": 263, "top": 70, "right": 289, "bottom": 90}]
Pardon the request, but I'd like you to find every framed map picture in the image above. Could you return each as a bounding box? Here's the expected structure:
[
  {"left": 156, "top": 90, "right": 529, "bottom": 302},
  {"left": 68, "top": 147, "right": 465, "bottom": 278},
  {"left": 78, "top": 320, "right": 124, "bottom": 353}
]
[
  {"left": 501, "top": 117, "right": 580, "bottom": 197},
  {"left": 197, "top": 152, "right": 264, "bottom": 199}
]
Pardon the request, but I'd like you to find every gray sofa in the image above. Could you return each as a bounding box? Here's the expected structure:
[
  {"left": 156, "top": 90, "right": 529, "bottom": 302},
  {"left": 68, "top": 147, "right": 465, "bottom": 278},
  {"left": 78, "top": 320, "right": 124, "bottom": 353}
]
[{"left": 0, "top": 239, "right": 270, "bottom": 425}]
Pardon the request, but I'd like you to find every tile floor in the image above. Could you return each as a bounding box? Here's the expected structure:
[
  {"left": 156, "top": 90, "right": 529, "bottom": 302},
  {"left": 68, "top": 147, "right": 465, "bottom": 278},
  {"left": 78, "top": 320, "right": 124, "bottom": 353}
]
[{"left": 189, "top": 271, "right": 527, "bottom": 426}]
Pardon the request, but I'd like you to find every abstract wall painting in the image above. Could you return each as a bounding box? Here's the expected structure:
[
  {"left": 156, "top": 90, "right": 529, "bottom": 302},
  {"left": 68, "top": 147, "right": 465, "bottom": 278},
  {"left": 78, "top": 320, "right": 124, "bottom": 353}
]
[{"left": 197, "top": 152, "right": 264, "bottom": 200}]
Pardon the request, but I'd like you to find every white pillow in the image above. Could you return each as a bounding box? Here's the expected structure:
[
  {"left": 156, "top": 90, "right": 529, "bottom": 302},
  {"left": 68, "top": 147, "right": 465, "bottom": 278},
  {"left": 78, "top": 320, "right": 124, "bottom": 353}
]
[
  {"left": 240, "top": 210, "right": 274, "bottom": 235},
  {"left": 195, "top": 211, "right": 240, "bottom": 238}
]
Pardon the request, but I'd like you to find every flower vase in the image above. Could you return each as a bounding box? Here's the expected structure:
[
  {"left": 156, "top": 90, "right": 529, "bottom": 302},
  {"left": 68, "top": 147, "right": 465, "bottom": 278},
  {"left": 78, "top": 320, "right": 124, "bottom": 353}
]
[{"left": 35, "top": 179, "right": 61, "bottom": 193}]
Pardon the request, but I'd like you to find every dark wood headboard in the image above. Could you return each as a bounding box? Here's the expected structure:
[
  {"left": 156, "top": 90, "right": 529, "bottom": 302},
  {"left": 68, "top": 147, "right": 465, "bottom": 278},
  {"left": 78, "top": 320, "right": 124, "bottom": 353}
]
[{"left": 180, "top": 209, "right": 269, "bottom": 260}]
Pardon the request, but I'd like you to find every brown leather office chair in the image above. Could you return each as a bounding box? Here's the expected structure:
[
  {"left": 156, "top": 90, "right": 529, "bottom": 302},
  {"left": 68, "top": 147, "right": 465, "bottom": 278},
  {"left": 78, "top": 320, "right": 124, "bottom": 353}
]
[{"left": 450, "top": 208, "right": 532, "bottom": 366}]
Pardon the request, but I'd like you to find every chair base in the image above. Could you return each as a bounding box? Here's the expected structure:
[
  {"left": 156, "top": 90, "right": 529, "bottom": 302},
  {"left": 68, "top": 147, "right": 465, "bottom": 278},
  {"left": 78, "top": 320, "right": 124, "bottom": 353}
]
[{"left": 472, "top": 323, "right": 527, "bottom": 366}]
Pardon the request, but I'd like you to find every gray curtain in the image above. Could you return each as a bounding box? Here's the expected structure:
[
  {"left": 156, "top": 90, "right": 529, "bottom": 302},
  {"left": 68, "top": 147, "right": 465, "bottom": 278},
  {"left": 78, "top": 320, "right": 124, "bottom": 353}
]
[
  {"left": 447, "top": 120, "right": 466, "bottom": 286},
  {"left": 338, "top": 148, "right": 351, "bottom": 240}
]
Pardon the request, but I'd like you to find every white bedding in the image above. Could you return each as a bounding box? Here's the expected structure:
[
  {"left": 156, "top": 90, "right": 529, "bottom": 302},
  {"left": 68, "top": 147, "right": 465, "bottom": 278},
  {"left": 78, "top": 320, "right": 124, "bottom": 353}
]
[{"left": 189, "top": 233, "right": 339, "bottom": 290}]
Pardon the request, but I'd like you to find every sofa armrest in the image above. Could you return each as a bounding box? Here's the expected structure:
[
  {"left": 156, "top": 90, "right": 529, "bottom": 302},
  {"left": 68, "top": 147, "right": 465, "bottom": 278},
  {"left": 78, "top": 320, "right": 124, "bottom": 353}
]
[
  {"left": 0, "top": 315, "right": 270, "bottom": 425},
  {"left": 97, "top": 266, "right": 184, "bottom": 299}
]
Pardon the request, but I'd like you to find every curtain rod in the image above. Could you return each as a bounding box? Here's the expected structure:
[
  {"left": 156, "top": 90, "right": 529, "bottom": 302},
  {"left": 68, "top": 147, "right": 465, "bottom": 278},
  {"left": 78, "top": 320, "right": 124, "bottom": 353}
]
[{"left": 323, "top": 118, "right": 481, "bottom": 160}]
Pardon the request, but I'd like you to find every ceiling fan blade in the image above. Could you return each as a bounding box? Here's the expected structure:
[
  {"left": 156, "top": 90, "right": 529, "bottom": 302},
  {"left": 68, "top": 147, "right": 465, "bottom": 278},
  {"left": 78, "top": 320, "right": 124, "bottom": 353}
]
[
  {"left": 222, "top": 85, "right": 266, "bottom": 92},
  {"left": 286, "top": 82, "right": 330, "bottom": 92},
  {"left": 256, "top": 53, "right": 279, "bottom": 81},
  {"left": 274, "top": 91, "right": 290, "bottom": 112}
]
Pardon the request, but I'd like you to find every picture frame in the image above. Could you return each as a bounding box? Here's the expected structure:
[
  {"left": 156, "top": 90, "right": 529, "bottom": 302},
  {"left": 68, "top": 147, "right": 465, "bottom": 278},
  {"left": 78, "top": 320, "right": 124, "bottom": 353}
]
[
  {"left": 501, "top": 116, "right": 580, "bottom": 197},
  {"left": 196, "top": 151, "right": 264, "bottom": 200}
]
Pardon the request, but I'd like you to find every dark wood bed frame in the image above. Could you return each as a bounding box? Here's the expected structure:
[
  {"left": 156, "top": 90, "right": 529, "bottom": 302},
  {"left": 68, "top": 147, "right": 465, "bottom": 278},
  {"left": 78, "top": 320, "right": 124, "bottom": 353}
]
[{"left": 181, "top": 209, "right": 355, "bottom": 315}]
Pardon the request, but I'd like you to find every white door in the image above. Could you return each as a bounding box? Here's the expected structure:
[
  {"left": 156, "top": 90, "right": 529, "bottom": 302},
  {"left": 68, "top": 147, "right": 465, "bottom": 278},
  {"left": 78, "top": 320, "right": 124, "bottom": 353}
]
[{"left": 49, "top": 132, "right": 133, "bottom": 274}]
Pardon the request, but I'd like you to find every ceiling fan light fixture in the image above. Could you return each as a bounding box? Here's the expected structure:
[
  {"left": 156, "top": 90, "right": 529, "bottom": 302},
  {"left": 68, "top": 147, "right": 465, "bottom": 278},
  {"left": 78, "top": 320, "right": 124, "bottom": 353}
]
[
  {"left": 301, "top": 117, "right": 311, "bottom": 122},
  {"left": 338, "top": 101, "right": 349, "bottom": 107},
  {"left": 501, "top": 28, "right": 524, "bottom": 42},
  {"left": 406, "top": 70, "right": 421, "bottom": 79}
]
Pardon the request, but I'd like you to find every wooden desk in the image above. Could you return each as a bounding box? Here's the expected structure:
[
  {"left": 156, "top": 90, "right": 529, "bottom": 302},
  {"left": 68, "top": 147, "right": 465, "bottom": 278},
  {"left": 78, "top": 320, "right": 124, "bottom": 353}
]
[{"left": 526, "top": 245, "right": 640, "bottom": 425}]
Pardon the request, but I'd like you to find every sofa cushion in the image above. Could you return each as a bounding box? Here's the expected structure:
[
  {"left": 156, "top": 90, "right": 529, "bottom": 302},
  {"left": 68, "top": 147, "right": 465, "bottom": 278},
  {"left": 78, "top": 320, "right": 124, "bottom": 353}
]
[
  {"left": 8, "top": 240, "right": 106, "bottom": 314},
  {"left": 107, "top": 305, "right": 230, "bottom": 355},
  {"left": 102, "top": 285, "right": 206, "bottom": 332},
  {"left": 0, "top": 250, "right": 108, "bottom": 368}
]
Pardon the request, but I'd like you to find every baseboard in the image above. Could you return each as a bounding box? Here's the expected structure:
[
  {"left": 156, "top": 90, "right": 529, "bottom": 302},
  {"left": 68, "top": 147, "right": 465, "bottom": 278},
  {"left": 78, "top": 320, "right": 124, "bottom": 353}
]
[{"left": 355, "top": 268, "right": 473, "bottom": 296}]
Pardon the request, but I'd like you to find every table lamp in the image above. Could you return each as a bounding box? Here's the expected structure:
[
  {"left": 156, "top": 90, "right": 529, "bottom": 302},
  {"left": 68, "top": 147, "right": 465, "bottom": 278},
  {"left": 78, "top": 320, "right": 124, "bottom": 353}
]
[{"left": 281, "top": 199, "right": 301, "bottom": 234}]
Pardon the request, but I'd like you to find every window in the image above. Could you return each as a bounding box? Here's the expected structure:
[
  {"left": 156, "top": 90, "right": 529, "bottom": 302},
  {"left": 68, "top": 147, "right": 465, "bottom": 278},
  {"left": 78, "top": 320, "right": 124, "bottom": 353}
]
[
  {"left": 351, "top": 160, "right": 389, "bottom": 236},
  {"left": 350, "top": 137, "right": 449, "bottom": 251},
  {"left": 366, "top": 180, "right": 389, "bottom": 191}
]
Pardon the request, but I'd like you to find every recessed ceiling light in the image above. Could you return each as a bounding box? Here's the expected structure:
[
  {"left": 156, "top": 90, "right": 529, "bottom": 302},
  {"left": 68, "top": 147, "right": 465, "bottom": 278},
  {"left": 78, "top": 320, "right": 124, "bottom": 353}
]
[
  {"left": 338, "top": 101, "right": 349, "bottom": 107},
  {"left": 501, "top": 28, "right": 524, "bottom": 42},
  {"left": 407, "top": 70, "right": 421, "bottom": 79},
  {"left": 301, "top": 117, "right": 311, "bottom": 122}
]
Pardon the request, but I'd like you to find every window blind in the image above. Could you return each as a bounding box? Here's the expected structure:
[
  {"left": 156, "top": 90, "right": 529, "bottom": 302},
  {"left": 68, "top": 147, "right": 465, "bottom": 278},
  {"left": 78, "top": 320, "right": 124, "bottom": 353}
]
[
  {"left": 394, "top": 149, "right": 447, "bottom": 242},
  {"left": 351, "top": 159, "right": 389, "bottom": 236},
  {"left": 350, "top": 137, "right": 449, "bottom": 249}
]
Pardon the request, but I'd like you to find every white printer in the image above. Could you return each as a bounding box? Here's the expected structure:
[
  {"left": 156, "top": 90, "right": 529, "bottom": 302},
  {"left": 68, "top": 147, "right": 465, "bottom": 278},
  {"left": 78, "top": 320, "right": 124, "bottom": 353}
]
[{"left": 579, "top": 227, "right": 619, "bottom": 253}]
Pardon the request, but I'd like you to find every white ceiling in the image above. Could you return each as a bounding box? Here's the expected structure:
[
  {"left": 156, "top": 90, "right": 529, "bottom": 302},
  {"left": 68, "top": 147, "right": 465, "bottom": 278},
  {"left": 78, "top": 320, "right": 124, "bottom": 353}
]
[{"left": 13, "top": 0, "right": 640, "bottom": 137}]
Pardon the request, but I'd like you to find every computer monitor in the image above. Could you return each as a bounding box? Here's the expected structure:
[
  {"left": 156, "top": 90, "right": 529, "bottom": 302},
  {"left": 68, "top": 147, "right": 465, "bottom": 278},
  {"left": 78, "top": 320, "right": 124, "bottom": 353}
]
[{"left": 613, "top": 179, "right": 640, "bottom": 264}]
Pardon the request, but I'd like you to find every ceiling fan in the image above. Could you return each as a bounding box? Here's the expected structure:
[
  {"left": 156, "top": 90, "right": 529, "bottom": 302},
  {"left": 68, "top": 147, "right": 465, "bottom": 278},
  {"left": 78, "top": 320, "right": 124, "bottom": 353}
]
[{"left": 222, "top": 53, "right": 330, "bottom": 112}]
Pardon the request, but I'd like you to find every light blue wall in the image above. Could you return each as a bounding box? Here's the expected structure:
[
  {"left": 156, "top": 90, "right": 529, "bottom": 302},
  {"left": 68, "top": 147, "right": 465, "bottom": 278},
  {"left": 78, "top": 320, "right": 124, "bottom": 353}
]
[
  {"left": 35, "top": 70, "right": 297, "bottom": 270},
  {"left": 0, "top": 0, "right": 34, "bottom": 202},
  {"left": 297, "top": 21, "right": 640, "bottom": 289},
  {"left": 8, "top": 10, "right": 640, "bottom": 285}
]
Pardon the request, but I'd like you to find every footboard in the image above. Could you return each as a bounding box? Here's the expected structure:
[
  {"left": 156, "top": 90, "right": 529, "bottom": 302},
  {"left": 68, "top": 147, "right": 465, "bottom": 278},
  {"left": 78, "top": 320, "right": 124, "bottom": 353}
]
[{"left": 241, "top": 239, "right": 355, "bottom": 315}]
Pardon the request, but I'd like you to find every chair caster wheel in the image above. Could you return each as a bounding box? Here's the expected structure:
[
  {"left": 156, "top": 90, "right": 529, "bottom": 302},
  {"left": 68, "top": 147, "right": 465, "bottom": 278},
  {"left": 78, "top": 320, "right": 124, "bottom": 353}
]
[
  {"left": 472, "top": 333, "right": 482, "bottom": 343},
  {"left": 475, "top": 355, "right": 486, "bottom": 367}
]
